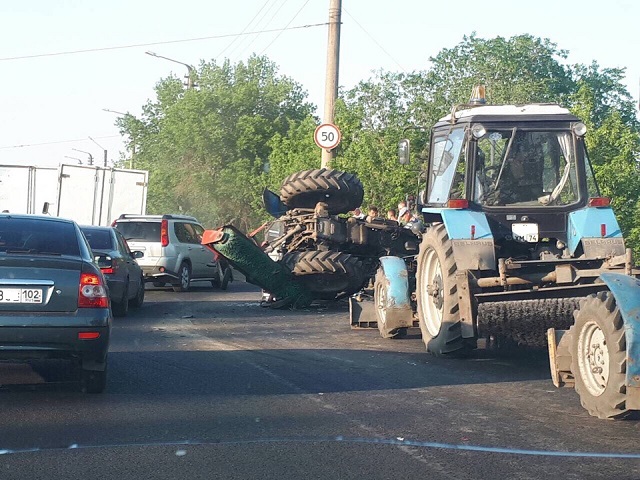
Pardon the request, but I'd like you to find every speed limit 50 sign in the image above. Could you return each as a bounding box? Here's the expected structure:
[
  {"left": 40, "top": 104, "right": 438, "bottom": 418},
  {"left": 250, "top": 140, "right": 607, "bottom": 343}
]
[{"left": 314, "top": 123, "right": 342, "bottom": 150}]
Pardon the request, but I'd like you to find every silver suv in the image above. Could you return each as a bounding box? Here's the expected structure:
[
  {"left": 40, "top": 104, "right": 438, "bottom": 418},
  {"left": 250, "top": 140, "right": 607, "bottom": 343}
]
[{"left": 113, "top": 214, "right": 222, "bottom": 292}]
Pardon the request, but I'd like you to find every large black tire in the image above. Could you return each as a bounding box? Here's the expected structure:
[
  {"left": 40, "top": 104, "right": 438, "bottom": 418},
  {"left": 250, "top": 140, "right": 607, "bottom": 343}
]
[
  {"left": 282, "top": 250, "right": 365, "bottom": 300},
  {"left": 130, "top": 276, "right": 145, "bottom": 308},
  {"left": 416, "top": 224, "right": 471, "bottom": 356},
  {"left": 111, "top": 281, "right": 129, "bottom": 317},
  {"left": 172, "top": 262, "right": 191, "bottom": 292},
  {"left": 280, "top": 169, "right": 364, "bottom": 214},
  {"left": 570, "top": 292, "right": 629, "bottom": 419}
]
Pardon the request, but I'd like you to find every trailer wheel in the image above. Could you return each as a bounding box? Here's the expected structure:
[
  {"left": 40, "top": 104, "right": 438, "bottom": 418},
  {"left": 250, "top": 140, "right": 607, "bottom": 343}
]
[
  {"left": 282, "top": 250, "right": 365, "bottom": 300},
  {"left": 374, "top": 269, "right": 407, "bottom": 339},
  {"left": 570, "top": 292, "right": 629, "bottom": 419},
  {"left": 280, "top": 169, "right": 364, "bottom": 214},
  {"left": 416, "top": 224, "right": 469, "bottom": 355}
]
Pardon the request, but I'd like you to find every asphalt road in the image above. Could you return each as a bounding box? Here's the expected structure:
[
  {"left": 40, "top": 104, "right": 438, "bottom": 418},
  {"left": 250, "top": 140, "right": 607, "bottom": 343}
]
[{"left": 0, "top": 277, "right": 639, "bottom": 479}]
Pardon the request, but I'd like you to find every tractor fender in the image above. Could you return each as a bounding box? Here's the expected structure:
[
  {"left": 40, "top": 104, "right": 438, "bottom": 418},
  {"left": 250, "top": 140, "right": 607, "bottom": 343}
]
[
  {"left": 567, "top": 207, "right": 625, "bottom": 257},
  {"left": 599, "top": 272, "right": 640, "bottom": 407},
  {"left": 377, "top": 256, "right": 414, "bottom": 328},
  {"left": 422, "top": 208, "right": 495, "bottom": 271}
]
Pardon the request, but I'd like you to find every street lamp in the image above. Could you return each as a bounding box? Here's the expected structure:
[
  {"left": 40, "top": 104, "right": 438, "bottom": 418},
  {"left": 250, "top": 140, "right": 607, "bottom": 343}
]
[
  {"left": 89, "top": 136, "right": 108, "bottom": 167},
  {"left": 103, "top": 108, "right": 136, "bottom": 169},
  {"left": 72, "top": 148, "right": 94, "bottom": 166},
  {"left": 145, "top": 51, "right": 196, "bottom": 89},
  {"left": 64, "top": 155, "right": 84, "bottom": 165}
]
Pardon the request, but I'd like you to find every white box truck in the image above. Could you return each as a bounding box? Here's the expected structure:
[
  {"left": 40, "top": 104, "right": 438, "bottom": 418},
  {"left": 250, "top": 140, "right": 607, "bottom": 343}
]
[{"left": 0, "top": 163, "right": 148, "bottom": 225}]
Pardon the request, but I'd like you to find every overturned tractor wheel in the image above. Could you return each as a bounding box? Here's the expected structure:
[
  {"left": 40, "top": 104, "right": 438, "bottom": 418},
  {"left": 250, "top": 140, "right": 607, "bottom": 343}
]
[
  {"left": 280, "top": 169, "right": 364, "bottom": 214},
  {"left": 282, "top": 250, "right": 365, "bottom": 300}
]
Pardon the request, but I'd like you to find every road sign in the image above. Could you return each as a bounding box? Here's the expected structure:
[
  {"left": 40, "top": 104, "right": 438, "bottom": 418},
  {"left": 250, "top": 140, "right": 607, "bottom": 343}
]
[{"left": 314, "top": 123, "right": 342, "bottom": 150}]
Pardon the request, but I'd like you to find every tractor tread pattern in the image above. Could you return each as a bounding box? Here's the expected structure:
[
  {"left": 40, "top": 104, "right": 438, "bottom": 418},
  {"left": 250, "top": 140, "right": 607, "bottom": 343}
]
[
  {"left": 280, "top": 168, "right": 364, "bottom": 214},
  {"left": 570, "top": 291, "right": 629, "bottom": 419},
  {"left": 417, "top": 224, "right": 473, "bottom": 356}
]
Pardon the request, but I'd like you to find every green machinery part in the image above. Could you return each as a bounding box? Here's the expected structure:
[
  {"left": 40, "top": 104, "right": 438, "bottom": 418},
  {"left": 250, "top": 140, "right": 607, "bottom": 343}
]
[{"left": 201, "top": 225, "right": 313, "bottom": 309}]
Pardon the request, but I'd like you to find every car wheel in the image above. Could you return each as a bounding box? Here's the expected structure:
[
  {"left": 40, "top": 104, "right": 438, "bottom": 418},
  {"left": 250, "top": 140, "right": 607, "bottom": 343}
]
[
  {"left": 173, "top": 263, "right": 191, "bottom": 292},
  {"left": 111, "top": 281, "right": 129, "bottom": 317},
  {"left": 130, "top": 276, "right": 145, "bottom": 308},
  {"left": 82, "top": 364, "right": 107, "bottom": 394}
]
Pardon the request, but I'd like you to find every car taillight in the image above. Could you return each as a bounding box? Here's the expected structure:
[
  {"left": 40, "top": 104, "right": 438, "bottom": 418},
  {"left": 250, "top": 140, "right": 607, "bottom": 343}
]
[
  {"left": 161, "top": 219, "right": 169, "bottom": 247},
  {"left": 100, "top": 262, "right": 117, "bottom": 275},
  {"left": 78, "top": 273, "right": 109, "bottom": 308}
]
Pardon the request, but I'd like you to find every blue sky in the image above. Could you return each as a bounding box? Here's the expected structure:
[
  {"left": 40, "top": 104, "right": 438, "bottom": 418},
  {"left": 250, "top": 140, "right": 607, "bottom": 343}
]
[{"left": 0, "top": 0, "right": 638, "bottom": 167}]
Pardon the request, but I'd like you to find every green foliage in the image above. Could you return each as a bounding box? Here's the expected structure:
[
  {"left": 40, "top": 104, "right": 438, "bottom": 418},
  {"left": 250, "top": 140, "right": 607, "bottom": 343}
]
[
  {"left": 122, "top": 35, "right": 639, "bottom": 256},
  {"left": 117, "top": 55, "right": 314, "bottom": 230}
]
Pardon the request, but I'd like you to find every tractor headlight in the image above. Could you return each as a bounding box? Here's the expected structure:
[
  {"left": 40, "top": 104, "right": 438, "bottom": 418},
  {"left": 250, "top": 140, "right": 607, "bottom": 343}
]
[
  {"left": 471, "top": 123, "right": 486, "bottom": 139},
  {"left": 572, "top": 122, "right": 587, "bottom": 137}
]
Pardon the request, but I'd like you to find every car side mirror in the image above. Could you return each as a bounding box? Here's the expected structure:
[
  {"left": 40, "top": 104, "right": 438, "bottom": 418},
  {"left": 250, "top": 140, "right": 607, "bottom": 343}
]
[
  {"left": 42, "top": 202, "right": 50, "bottom": 215},
  {"left": 398, "top": 139, "right": 411, "bottom": 165},
  {"left": 132, "top": 250, "right": 144, "bottom": 259}
]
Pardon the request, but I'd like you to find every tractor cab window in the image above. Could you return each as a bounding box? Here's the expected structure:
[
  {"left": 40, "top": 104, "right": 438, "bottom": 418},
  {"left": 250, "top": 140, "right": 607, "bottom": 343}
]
[
  {"left": 427, "top": 127, "right": 466, "bottom": 204},
  {"left": 474, "top": 129, "right": 580, "bottom": 207}
]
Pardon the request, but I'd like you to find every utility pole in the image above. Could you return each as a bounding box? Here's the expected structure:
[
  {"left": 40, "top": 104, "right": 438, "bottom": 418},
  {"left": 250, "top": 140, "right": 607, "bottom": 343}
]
[{"left": 321, "top": 0, "right": 342, "bottom": 169}]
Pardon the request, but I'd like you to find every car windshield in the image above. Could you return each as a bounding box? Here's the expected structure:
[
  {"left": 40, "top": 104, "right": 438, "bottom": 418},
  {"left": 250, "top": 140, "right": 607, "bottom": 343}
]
[
  {"left": 474, "top": 129, "right": 580, "bottom": 207},
  {"left": 82, "top": 228, "right": 115, "bottom": 251},
  {"left": 114, "top": 221, "right": 161, "bottom": 241},
  {"left": 0, "top": 217, "right": 80, "bottom": 256}
]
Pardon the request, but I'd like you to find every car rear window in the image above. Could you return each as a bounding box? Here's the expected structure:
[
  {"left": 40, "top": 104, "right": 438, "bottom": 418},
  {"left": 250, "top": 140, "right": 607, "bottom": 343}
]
[
  {"left": 114, "top": 221, "right": 161, "bottom": 242},
  {"left": 0, "top": 217, "right": 80, "bottom": 256},
  {"left": 82, "top": 228, "right": 115, "bottom": 251}
]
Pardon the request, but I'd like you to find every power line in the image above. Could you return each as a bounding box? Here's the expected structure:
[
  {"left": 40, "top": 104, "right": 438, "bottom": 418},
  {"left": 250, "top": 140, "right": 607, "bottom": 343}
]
[
  {"left": 232, "top": 0, "right": 290, "bottom": 61},
  {"left": 260, "top": 0, "right": 312, "bottom": 55},
  {"left": 342, "top": 8, "right": 406, "bottom": 73},
  {"left": 216, "top": 0, "right": 274, "bottom": 59},
  {"left": 0, "top": 135, "right": 121, "bottom": 150},
  {"left": 0, "top": 22, "right": 329, "bottom": 62}
]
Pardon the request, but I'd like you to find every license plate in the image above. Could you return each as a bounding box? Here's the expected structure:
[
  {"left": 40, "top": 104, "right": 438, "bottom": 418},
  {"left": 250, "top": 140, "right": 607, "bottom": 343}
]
[
  {"left": 512, "top": 223, "right": 539, "bottom": 243},
  {"left": 0, "top": 288, "right": 43, "bottom": 304}
]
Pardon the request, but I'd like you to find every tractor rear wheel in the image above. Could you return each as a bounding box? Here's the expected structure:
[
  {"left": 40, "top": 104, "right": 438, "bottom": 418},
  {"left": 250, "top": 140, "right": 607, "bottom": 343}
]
[
  {"left": 280, "top": 169, "right": 364, "bottom": 214},
  {"left": 570, "top": 292, "right": 630, "bottom": 419},
  {"left": 416, "top": 224, "right": 470, "bottom": 356},
  {"left": 282, "top": 250, "right": 365, "bottom": 300}
]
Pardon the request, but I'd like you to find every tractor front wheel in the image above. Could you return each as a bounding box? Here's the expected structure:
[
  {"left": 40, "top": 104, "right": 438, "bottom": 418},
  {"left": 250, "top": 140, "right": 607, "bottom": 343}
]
[{"left": 416, "top": 224, "right": 470, "bottom": 356}]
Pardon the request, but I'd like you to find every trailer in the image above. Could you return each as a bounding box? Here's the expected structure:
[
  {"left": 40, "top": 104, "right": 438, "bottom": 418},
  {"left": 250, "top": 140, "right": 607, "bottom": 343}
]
[{"left": 0, "top": 163, "right": 148, "bottom": 225}]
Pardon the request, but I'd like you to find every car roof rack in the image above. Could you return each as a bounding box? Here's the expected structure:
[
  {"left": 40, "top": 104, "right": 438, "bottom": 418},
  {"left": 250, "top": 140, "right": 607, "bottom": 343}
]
[{"left": 116, "top": 214, "right": 199, "bottom": 222}]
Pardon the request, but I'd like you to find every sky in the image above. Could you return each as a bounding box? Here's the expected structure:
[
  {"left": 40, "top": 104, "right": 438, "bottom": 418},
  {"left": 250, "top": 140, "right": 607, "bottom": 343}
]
[{"left": 0, "top": 0, "right": 638, "bottom": 168}]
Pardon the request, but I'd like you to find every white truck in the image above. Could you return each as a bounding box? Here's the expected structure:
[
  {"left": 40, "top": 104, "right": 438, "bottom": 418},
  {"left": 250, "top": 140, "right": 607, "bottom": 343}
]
[{"left": 0, "top": 163, "right": 148, "bottom": 225}]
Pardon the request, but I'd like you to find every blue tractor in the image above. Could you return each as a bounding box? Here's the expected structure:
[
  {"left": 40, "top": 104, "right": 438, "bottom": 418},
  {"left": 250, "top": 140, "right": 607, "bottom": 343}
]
[{"left": 372, "top": 90, "right": 640, "bottom": 418}]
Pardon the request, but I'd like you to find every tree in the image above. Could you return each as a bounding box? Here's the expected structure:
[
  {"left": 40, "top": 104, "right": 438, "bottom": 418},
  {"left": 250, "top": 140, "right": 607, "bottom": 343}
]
[{"left": 117, "top": 55, "right": 314, "bottom": 230}]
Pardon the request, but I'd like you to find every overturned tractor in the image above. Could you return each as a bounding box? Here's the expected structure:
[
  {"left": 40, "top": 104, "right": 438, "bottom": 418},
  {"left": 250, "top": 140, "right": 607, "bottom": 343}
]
[{"left": 203, "top": 168, "right": 418, "bottom": 308}]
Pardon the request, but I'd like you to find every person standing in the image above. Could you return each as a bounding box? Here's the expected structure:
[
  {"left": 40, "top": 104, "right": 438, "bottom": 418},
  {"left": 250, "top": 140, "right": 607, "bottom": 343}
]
[
  {"left": 366, "top": 206, "right": 380, "bottom": 223},
  {"left": 387, "top": 208, "right": 397, "bottom": 221}
]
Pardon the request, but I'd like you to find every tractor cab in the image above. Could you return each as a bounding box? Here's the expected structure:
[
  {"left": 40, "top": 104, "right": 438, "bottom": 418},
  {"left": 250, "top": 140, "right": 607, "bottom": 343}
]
[
  {"left": 425, "top": 104, "right": 596, "bottom": 211},
  {"left": 401, "top": 96, "right": 621, "bottom": 263}
]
